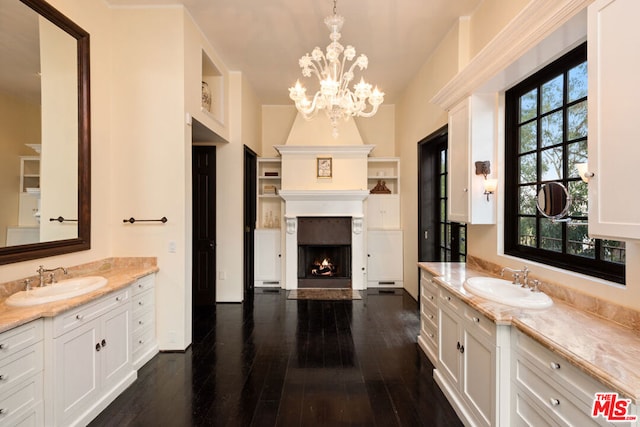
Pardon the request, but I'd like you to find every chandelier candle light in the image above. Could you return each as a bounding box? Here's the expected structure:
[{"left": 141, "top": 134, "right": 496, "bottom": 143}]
[{"left": 288, "top": 0, "right": 384, "bottom": 138}]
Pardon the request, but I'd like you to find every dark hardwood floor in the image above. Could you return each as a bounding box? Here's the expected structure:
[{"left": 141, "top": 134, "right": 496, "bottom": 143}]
[{"left": 89, "top": 289, "right": 462, "bottom": 426}]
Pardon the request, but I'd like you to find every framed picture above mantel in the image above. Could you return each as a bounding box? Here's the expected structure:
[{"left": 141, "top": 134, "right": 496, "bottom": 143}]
[{"left": 317, "top": 157, "right": 332, "bottom": 178}]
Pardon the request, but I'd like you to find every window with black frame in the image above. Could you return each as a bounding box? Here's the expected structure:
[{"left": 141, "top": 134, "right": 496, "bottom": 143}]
[{"left": 504, "top": 42, "right": 625, "bottom": 284}]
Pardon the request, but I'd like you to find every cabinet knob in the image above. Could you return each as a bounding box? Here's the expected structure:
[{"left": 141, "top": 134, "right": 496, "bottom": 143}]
[
  {"left": 76, "top": 314, "right": 84, "bottom": 320},
  {"left": 138, "top": 283, "right": 144, "bottom": 289},
  {"left": 429, "top": 314, "right": 434, "bottom": 319},
  {"left": 472, "top": 317, "right": 480, "bottom": 323},
  {"left": 429, "top": 295, "right": 434, "bottom": 300},
  {"left": 549, "top": 398, "right": 560, "bottom": 407},
  {"left": 101, "top": 339, "right": 107, "bottom": 347},
  {"left": 446, "top": 296, "right": 451, "bottom": 301},
  {"left": 456, "top": 341, "right": 461, "bottom": 350},
  {"left": 139, "top": 320, "right": 144, "bottom": 325},
  {"left": 138, "top": 301, "right": 144, "bottom": 306},
  {"left": 0, "top": 408, "right": 6, "bottom": 415},
  {"left": 459, "top": 345, "right": 465, "bottom": 354},
  {"left": 116, "top": 296, "right": 123, "bottom": 301},
  {"left": 0, "top": 344, "right": 5, "bottom": 350},
  {"left": 0, "top": 375, "right": 5, "bottom": 381},
  {"left": 139, "top": 339, "right": 144, "bottom": 344},
  {"left": 549, "top": 362, "right": 560, "bottom": 370},
  {"left": 95, "top": 343, "right": 101, "bottom": 352},
  {"left": 463, "top": 188, "right": 468, "bottom": 192}
]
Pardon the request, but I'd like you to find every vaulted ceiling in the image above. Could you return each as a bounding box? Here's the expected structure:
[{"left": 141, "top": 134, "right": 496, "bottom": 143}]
[{"left": 106, "top": 0, "right": 482, "bottom": 104}]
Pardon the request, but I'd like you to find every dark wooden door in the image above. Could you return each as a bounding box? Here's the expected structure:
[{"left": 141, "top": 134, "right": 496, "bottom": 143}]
[
  {"left": 418, "top": 126, "right": 447, "bottom": 262},
  {"left": 243, "top": 146, "right": 257, "bottom": 300},
  {"left": 192, "top": 146, "right": 216, "bottom": 306}
]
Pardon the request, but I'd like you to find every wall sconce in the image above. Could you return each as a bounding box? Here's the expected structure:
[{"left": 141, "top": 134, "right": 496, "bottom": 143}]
[
  {"left": 576, "top": 162, "right": 595, "bottom": 183},
  {"left": 483, "top": 179, "right": 498, "bottom": 201},
  {"left": 475, "top": 161, "right": 497, "bottom": 202}
]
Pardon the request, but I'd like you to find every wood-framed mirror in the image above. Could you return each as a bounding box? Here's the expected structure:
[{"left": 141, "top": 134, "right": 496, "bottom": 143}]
[{"left": 0, "top": 0, "right": 90, "bottom": 265}]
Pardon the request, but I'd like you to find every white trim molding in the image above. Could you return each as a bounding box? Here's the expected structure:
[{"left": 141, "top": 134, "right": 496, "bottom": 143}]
[{"left": 431, "top": 0, "right": 593, "bottom": 110}]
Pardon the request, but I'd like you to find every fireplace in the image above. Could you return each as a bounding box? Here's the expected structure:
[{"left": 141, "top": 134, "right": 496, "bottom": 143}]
[{"left": 297, "top": 217, "right": 352, "bottom": 288}]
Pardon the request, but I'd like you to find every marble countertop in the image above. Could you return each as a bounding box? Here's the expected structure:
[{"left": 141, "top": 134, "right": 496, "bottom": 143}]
[
  {"left": 0, "top": 260, "right": 158, "bottom": 334},
  {"left": 419, "top": 262, "right": 640, "bottom": 404}
]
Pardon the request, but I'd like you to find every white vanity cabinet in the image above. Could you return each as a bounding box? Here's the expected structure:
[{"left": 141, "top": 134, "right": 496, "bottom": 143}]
[
  {"left": 434, "top": 287, "right": 510, "bottom": 427},
  {"left": 44, "top": 287, "right": 135, "bottom": 427},
  {"left": 447, "top": 95, "right": 495, "bottom": 225},
  {"left": 511, "top": 328, "right": 638, "bottom": 427},
  {"left": 131, "top": 274, "right": 158, "bottom": 369},
  {"left": 587, "top": 0, "right": 640, "bottom": 240},
  {"left": 0, "top": 320, "right": 44, "bottom": 426},
  {"left": 418, "top": 269, "right": 438, "bottom": 366}
]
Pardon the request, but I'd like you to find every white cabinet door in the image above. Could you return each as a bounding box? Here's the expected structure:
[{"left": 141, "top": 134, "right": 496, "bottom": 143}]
[
  {"left": 588, "top": 0, "right": 640, "bottom": 239},
  {"left": 254, "top": 229, "right": 281, "bottom": 284},
  {"left": 448, "top": 100, "right": 471, "bottom": 224},
  {"left": 438, "top": 304, "right": 462, "bottom": 390},
  {"left": 53, "top": 318, "right": 100, "bottom": 424},
  {"left": 101, "top": 303, "right": 131, "bottom": 392},
  {"left": 367, "top": 195, "right": 400, "bottom": 229},
  {"left": 463, "top": 326, "right": 496, "bottom": 426},
  {"left": 367, "top": 230, "right": 403, "bottom": 285}
]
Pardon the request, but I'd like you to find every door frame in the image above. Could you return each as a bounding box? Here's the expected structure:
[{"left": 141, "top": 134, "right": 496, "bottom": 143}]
[{"left": 243, "top": 146, "right": 257, "bottom": 301}]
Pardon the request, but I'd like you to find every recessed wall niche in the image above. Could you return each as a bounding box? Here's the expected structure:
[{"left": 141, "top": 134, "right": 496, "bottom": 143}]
[{"left": 201, "top": 51, "right": 224, "bottom": 124}]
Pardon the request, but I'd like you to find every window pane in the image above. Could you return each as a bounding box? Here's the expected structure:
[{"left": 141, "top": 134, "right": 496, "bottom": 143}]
[
  {"left": 519, "top": 185, "right": 538, "bottom": 215},
  {"left": 519, "top": 89, "right": 537, "bottom": 123},
  {"left": 440, "top": 175, "right": 446, "bottom": 196},
  {"left": 445, "top": 224, "right": 451, "bottom": 249},
  {"left": 518, "top": 217, "right": 536, "bottom": 247},
  {"left": 459, "top": 234, "right": 466, "bottom": 254},
  {"left": 440, "top": 200, "right": 445, "bottom": 220},
  {"left": 541, "top": 111, "right": 563, "bottom": 147},
  {"left": 540, "top": 219, "right": 562, "bottom": 252},
  {"left": 541, "top": 74, "right": 563, "bottom": 113},
  {"left": 519, "top": 153, "right": 537, "bottom": 184},
  {"left": 567, "top": 222, "right": 594, "bottom": 258},
  {"left": 601, "top": 240, "right": 626, "bottom": 264},
  {"left": 568, "top": 140, "right": 588, "bottom": 179},
  {"left": 567, "top": 100, "right": 588, "bottom": 140},
  {"left": 440, "top": 223, "right": 445, "bottom": 246},
  {"left": 541, "top": 147, "right": 563, "bottom": 181},
  {"left": 440, "top": 150, "right": 446, "bottom": 172},
  {"left": 568, "top": 180, "right": 588, "bottom": 217},
  {"left": 519, "top": 122, "right": 537, "bottom": 153},
  {"left": 568, "top": 62, "right": 587, "bottom": 102}
]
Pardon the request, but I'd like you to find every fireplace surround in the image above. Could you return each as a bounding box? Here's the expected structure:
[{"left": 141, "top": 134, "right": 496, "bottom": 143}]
[{"left": 298, "top": 217, "right": 352, "bottom": 288}]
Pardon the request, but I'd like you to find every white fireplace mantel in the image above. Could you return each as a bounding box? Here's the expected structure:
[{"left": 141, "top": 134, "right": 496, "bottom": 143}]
[{"left": 279, "top": 189, "right": 369, "bottom": 290}]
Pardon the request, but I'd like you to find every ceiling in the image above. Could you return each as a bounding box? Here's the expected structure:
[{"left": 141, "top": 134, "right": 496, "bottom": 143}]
[{"left": 106, "top": 0, "right": 482, "bottom": 105}]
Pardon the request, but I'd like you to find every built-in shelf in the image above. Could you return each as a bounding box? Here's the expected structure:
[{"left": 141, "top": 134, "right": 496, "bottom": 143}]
[
  {"left": 257, "top": 158, "right": 282, "bottom": 229},
  {"left": 201, "top": 50, "right": 224, "bottom": 124}
]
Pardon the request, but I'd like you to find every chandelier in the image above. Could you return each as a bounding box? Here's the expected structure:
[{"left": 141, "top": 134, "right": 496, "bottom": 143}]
[{"left": 288, "top": 0, "right": 384, "bottom": 138}]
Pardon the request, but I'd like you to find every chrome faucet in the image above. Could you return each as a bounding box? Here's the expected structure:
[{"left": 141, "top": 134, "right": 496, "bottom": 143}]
[
  {"left": 37, "top": 265, "right": 68, "bottom": 287},
  {"left": 500, "top": 266, "right": 529, "bottom": 287}
]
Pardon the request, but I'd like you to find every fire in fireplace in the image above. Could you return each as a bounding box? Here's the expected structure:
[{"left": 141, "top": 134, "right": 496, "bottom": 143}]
[{"left": 297, "top": 217, "right": 352, "bottom": 288}]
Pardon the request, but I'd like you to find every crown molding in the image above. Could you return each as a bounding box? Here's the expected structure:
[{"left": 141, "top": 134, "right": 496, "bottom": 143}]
[{"left": 431, "top": 0, "right": 592, "bottom": 110}]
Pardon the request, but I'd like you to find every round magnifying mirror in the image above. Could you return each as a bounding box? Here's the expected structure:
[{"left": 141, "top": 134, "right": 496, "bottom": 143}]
[{"left": 537, "top": 182, "right": 572, "bottom": 220}]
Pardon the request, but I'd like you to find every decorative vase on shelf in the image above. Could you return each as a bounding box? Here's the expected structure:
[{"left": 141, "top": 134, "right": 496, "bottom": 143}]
[{"left": 201, "top": 81, "right": 212, "bottom": 112}]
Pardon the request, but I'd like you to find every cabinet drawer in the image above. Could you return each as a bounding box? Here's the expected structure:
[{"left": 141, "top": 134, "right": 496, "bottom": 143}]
[
  {"left": 421, "top": 297, "right": 438, "bottom": 329},
  {"left": 0, "top": 321, "right": 42, "bottom": 364},
  {"left": 514, "top": 330, "right": 608, "bottom": 407},
  {"left": 132, "top": 310, "right": 155, "bottom": 336},
  {"left": 463, "top": 305, "right": 495, "bottom": 340},
  {"left": 132, "top": 290, "right": 154, "bottom": 317},
  {"left": 131, "top": 274, "right": 155, "bottom": 297},
  {"left": 0, "top": 373, "right": 42, "bottom": 427},
  {"left": 439, "top": 288, "right": 462, "bottom": 311},
  {"left": 514, "top": 358, "right": 602, "bottom": 427},
  {"left": 132, "top": 326, "right": 155, "bottom": 357},
  {"left": 52, "top": 289, "right": 129, "bottom": 338},
  {"left": 0, "top": 342, "right": 43, "bottom": 396}
]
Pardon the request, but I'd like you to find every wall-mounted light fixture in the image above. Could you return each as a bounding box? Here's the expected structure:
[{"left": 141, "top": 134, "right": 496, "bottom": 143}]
[
  {"left": 576, "top": 162, "right": 595, "bottom": 183},
  {"left": 475, "top": 161, "right": 497, "bottom": 202}
]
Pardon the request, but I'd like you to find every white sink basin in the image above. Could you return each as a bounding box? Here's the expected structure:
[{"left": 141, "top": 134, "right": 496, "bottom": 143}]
[
  {"left": 463, "top": 276, "right": 553, "bottom": 309},
  {"left": 6, "top": 276, "right": 108, "bottom": 307}
]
